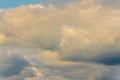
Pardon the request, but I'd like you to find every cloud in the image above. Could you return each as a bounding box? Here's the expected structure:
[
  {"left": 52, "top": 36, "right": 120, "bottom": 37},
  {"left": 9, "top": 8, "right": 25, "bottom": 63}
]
[
  {"left": 0, "top": 0, "right": 120, "bottom": 65},
  {"left": 44, "top": 0, "right": 80, "bottom": 7},
  {"left": 0, "top": 47, "right": 119, "bottom": 80},
  {"left": 96, "top": 0, "right": 120, "bottom": 9},
  {"left": 0, "top": 33, "right": 6, "bottom": 44},
  {"left": 1, "top": 0, "right": 120, "bottom": 64},
  {"left": 47, "top": 0, "right": 120, "bottom": 9},
  {"left": 0, "top": 0, "right": 120, "bottom": 80},
  {"left": 0, "top": 52, "right": 29, "bottom": 77},
  {"left": 0, "top": 48, "right": 44, "bottom": 80}
]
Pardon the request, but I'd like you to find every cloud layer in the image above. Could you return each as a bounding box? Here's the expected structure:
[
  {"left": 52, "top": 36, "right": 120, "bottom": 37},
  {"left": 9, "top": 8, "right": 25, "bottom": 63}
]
[{"left": 0, "top": 0, "right": 120, "bottom": 80}]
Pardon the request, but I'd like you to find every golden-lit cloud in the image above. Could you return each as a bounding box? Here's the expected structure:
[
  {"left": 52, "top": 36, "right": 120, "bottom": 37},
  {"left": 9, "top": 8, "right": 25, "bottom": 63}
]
[
  {"left": 0, "top": 33, "right": 6, "bottom": 44},
  {"left": 0, "top": 0, "right": 120, "bottom": 80}
]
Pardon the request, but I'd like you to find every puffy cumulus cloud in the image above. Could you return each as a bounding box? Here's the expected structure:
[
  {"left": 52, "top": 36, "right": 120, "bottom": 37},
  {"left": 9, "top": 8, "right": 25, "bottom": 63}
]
[
  {"left": 0, "top": 0, "right": 120, "bottom": 80},
  {"left": 0, "top": 5, "right": 62, "bottom": 50}
]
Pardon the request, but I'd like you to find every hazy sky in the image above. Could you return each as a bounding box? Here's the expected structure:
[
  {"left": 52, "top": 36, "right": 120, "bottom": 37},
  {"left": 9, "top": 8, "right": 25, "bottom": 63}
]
[{"left": 0, "top": 0, "right": 120, "bottom": 80}]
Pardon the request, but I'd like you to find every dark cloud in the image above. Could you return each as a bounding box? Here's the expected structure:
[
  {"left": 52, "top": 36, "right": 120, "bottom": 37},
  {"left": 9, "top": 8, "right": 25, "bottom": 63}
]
[
  {"left": 62, "top": 51, "right": 120, "bottom": 65},
  {"left": 64, "top": 56, "right": 120, "bottom": 66},
  {"left": 93, "top": 56, "right": 120, "bottom": 65},
  {"left": 0, "top": 54, "right": 29, "bottom": 77}
]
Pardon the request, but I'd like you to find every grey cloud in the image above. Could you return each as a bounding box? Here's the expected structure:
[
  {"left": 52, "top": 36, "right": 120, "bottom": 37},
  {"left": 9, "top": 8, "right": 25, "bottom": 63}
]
[
  {"left": 44, "top": 0, "right": 81, "bottom": 7},
  {"left": 62, "top": 49, "right": 120, "bottom": 65},
  {"left": 96, "top": 0, "right": 120, "bottom": 9},
  {"left": 0, "top": 54, "right": 29, "bottom": 77},
  {"left": 0, "top": 47, "right": 120, "bottom": 80},
  {"left": 45, "top": 0, "right": 120, "bottom": 9},
  {"left": 40, "top": 61, "right": 119, "bottom": 80},
  {"left": 0, "top": 48, "right": 44, "bottom": 80}
]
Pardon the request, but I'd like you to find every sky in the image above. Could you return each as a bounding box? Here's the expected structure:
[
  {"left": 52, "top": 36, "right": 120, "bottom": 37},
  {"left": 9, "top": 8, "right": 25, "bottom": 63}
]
[
  {"left": 0, "top": 0, "right": 44, "bottom": 8},
  {"left": 0, "top": 0, "right": 120, "bottom": 80}
]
